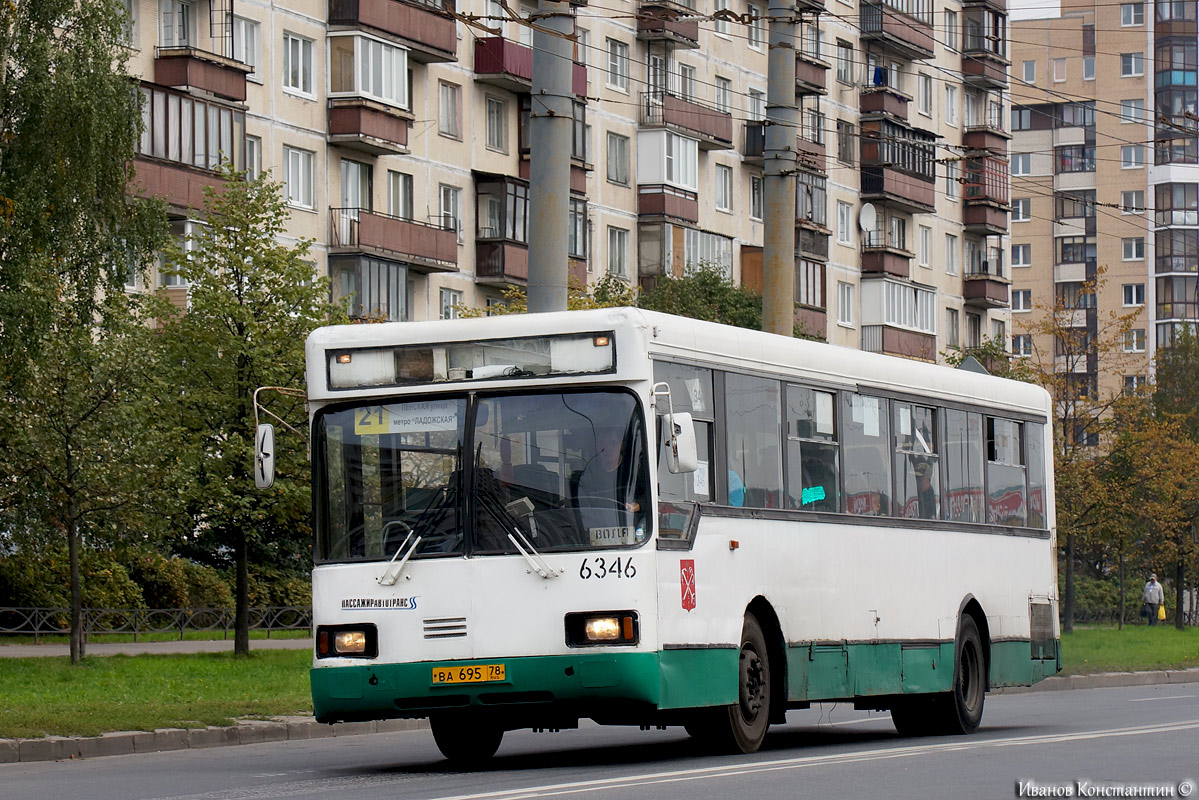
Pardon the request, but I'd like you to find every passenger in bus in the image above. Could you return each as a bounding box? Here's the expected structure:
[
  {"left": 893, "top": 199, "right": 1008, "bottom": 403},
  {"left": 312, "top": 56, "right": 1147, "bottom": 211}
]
[
  {"left": 914, "top": 461, "right": 938, "bottom": 520},
  {"left": 728, "top": 469, "right": 745, "bottom": 506}
]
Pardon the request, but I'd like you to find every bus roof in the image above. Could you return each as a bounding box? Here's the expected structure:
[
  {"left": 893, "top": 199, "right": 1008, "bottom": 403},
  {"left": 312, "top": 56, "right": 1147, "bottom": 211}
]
[{"left": 306, "top": 308, "right": 1052, "bottom": 418}]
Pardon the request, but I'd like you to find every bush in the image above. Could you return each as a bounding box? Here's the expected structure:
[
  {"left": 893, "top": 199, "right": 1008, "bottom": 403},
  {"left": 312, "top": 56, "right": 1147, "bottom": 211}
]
[
  {"left": 0, "top": 545, "right": 144, "bottom": 609},
  {"left": 182, "top": 560, "right": 235, "bottom": 609}
]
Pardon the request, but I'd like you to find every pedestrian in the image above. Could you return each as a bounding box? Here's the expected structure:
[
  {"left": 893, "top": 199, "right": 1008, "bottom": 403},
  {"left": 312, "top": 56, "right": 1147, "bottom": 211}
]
[{"left": 1143, "top": 573, "right": 1164, "bottom": 626}]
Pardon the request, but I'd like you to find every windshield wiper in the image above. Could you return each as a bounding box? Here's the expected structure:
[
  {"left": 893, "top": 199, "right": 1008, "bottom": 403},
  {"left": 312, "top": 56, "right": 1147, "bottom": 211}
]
[
  {"left": 377, "top": 521, "right": 422, "bottom": 586},
  {"left": 476, "top": 489, "right": 560, "bottom": 580}
]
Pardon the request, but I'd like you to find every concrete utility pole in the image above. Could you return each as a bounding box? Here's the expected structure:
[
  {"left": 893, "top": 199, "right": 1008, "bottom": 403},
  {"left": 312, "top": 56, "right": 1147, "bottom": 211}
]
[
  {"left": 526, "top": 0, "right": 574, "bottom": 313},
  {"left": 762, "top": 0, "right": 799, "bottom": 336}
]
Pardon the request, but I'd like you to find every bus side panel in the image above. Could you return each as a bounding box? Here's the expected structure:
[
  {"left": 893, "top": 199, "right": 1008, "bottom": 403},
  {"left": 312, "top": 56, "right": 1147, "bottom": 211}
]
[
  {"left": 658, "top": 648, "right": 738, "bottom": 709},
  {"left": 989, "top": 640, "right": 1041, "bottom": 688}
]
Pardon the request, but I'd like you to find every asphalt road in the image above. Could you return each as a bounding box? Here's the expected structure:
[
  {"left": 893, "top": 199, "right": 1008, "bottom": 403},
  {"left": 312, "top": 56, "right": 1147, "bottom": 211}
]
[{"left": 2, "top": 682, "right": 1196, "bottom": 800}]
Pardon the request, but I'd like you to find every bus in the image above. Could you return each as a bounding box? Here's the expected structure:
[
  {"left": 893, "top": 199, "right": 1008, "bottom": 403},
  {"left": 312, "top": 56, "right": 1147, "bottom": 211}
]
[{"left": 276, "top": 307, "right": 1058, "bottom": 764}]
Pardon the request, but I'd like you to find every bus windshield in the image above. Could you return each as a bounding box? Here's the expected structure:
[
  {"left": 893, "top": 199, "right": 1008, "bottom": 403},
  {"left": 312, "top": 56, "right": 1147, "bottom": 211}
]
[{"left": 314, "top": 390, "right": 650, "bottom": 562}]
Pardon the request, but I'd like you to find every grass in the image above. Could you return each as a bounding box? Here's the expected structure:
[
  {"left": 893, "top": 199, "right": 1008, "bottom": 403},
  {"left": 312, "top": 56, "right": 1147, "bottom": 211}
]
[
  {"left": 0, "top": 650, "right": 313, "bottom": 740},
  {"left": 1061, "top": 625, "right": 1199, "bottom": 675}
]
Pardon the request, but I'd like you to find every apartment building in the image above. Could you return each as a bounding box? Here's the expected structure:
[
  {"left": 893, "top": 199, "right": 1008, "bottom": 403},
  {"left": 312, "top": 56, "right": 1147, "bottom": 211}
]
[
  {"left": 123, "top": 0, "right": 1010, "bottom": 358},
  {"left": 1009, "top": 0, "right": 1159, "bottom": 401}
]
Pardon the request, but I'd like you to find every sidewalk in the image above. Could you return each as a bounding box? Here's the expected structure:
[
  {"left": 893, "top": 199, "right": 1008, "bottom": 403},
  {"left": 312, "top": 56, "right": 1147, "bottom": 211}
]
[{"left": 0, "top": 637, "right": 313, "bottom": 658}]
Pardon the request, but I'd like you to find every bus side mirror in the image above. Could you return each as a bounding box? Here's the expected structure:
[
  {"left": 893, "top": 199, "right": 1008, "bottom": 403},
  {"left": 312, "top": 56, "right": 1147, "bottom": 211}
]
[
  {"left": 665, "top": 412, "right": 698, "bottom": 474},
  {"left": 255, "top": 423, "right": 276, "bottom": 489}
]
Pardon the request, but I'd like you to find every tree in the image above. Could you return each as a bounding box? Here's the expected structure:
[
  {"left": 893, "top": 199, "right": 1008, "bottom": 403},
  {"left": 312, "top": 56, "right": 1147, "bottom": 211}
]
[
  {"left": 0, "top": 0, "right": 163, "bottom": 384},
  {"left": 148, "top": 166, "right": 345, "bottom": 656},
  {"left": 0, "top": 292, "right": 178, "bottom": 662},
  {"left": 460, "top": 274, "right": 636, "bottom": 317}
]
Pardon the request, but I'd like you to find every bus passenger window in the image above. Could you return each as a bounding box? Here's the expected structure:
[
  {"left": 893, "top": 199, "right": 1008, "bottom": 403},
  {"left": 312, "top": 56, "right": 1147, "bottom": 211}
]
[
  {"left": 893, "top": 403, "right": 940, "bottom": 520},
  {"left": 1026, "top": 423, "right": 1047, "bottom": 528},
  {"left": 986, "top": 417, "right": 1027, "bottom": 526},
  {"left": 786, "top": 385, "right": 839, "bottom": 512},
  {"left": 724, "top": 373, "right": 782, "bottom": 508},
  {"left": 944, "top": 409, "right": 985, "bottom": 523},
  {"left": 841, "top": 392, "right": 890, "bottom": 516}
]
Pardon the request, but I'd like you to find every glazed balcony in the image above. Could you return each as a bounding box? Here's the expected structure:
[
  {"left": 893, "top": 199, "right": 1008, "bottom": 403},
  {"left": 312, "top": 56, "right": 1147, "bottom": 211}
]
[
  {"left": 475, "top": 240, "right": 529, "bottom": 287},
  {"left": 153, "top": 47, "right": 252, "bottom": 102},
  {"left": 964, "top": 257, "right": 1010, "bottom": 309},
  {"left": 861, "top": 324, "right": 937, "bottom": 361},
  {"left": 861, "top": 229, "right": 912, "bottom": 278},
  {"left": 328, "top": 0, "right": 458, "bottom": 63},
  {"left": 637, "top": 184, "right": 699, "bottom": 223},
  {"left": 641, "top": 91, "right": 734, "bottom": 150},
  {"left": 859, "top": 0, "right": 935, "bottom": 61},
  {"left": 636, "top": 12, "right": 700, "bottom": 48},
  {"left": 743, "top": 122, "right": 826, "bottom": 173},
  {"left": 474, "top": 37, "right": 587, "bottom": 95},
  {"left": 330, "top": 208, "right": 458, "bottom": 273},
  {"left": 860, "top": 166, "right": 936, "bottom": 214},
  {"left": 796, "top": 134, "right": 827, "bottom": 174},
  {"left": 795, "top": 52, "right": 830, "bottom": 96},
  {"left": 327, "top": 98, "right": 413, "bottom": 155},
  {"left": 797, "top": 226, "right": 830, "bottom": 262},
  {"left": 859, "top": 86, "right": 910, "bottom": 122},
  {"left": 963, "top": 156, "right": 1009, "bottom": 234},
  {"left": 742, "top": 121, "right": 766, "bottom": 166},
  {"left": 962, "top": 50, "right": 1009, "bottom": 90}
]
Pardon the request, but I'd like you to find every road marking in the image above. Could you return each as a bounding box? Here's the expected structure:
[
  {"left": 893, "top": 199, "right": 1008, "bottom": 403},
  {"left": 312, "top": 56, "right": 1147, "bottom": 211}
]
[{"left": 1128, "top": 695, "right": 1196, "bottom": 702}]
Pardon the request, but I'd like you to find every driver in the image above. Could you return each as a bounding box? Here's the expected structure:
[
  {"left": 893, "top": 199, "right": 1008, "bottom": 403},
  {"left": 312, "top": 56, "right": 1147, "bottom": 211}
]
[{"left": 573, "top": 425, "right": 642, "bottom": 512}]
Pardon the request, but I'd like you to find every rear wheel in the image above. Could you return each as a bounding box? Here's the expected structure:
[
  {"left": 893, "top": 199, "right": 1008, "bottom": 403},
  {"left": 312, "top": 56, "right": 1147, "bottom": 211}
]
[
  {"left": 686, "top": 612, "right": 772, "bottom": 753},
  {"left": 891, "top": 615, "right": 986, "bottom": 737},
  {"left": 430, "top": 714, "right": 504, "bottom": 767}
]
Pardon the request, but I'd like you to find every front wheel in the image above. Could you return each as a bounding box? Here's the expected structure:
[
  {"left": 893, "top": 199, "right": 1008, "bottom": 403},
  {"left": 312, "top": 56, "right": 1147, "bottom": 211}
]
[
  {"left": 430, "top": 714, "right": 504, "bottom": 767},
  {"left": 686, "top": 612, "right": 772, "bottom": 753}
]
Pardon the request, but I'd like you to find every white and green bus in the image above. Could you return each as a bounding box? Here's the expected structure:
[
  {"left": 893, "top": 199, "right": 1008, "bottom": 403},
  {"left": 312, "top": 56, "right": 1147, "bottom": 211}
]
[{"left": 286, "top": 307, "right": 1058, "bottom": 763}]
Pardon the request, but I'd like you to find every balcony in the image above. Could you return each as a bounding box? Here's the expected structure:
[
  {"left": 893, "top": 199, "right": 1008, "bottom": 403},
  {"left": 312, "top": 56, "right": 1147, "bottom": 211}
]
[
  {"left": 636, "top": 12, "right": 700, "bottom": 48},
  {"left": 638, "top": 184, "right": 699, "bottom": 223},
  {"left": 861, "top": 229, "right": 913, "bottom": 278},
  {"left": 961, "top": 50, "right": 1009, "bottom": 90},
  {"left": 963, "top": 157, "right": 1009, "bottom": 234},
  {"left": 474, "top": 37, "right": 587, "bottom": 95},
  {"left": 795, "top": 52, "right": 829, "bottom": 96},
  {"left": 742, "top": 121, "right": 765, "bottom": 166},
  {"left": 861, "top": 324, "right": 937, "bottom": 361},
  {"left": 859, "top": 0, "right": 935, "bottom": 61},
  {"left": 859, "top": 86, "right": 910, "bottom": 122},
  {"left": 641, "top": 91, "right": 733, "bottom": 150},
  {"left": 153, "top": 47, "right": 252, "bottom": 102},
  {"left": 963, "top": 122, "right": 1010, "bottom": 154},
  {"left": 330, "top": 208, "right": 458, "bottom": 273},
  {"left": 475, "top": 240, "right": 529, "bottom": 287},
  {"left": 860, "top": 167, "right": 936, "bottom": 214},
  {"left": 132, "top": 156, "right": 227, "bottom": 211},
  {"left": 328, "top": 98, "right": 413, "bottom": 155},
  {"left": 328, "top": 0, "right": 458, "bottom": 63},
  {"left": 797, "top": 226, "right": 830, "bottom": 262},
  {"left": 961, "top": 21, "right": 1009, "bottom": 90},
  {"left": 796, "top": 135, "right": 827, "bottom": 174},
  {"left": 964, "top": 259, "right": 1010, "bottom": 309}
]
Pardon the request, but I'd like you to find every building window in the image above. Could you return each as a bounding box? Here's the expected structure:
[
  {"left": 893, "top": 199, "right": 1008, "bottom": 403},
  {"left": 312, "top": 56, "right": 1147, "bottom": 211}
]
[
  {"left": 160, "top": 0, "right": 195, "bottom": 48},
  {"left": 918, "top": 225, "right": 931, "bottom": 267},
  {"left": 747, "top": 88, "right": 765, "bottom": 120},
  {"left": 751, "top": 175, "right": 764, "bottom": 220},
  {"left": 1121, "top": 2, "right": 1143, "bottom": 24},
  {"left": 714, "top": 0, "right": 730, "bottom": 34},
  {"left": 677, "top": 64, "right": 696, "bottom": 101},
  {"left": 1124, "top": 375, "right": 1148, "bottom": 394},
  {"left": 1011, "top": 153, "right": 1031, "bottom": 175},
  {"left": 945, "top": 233, "right": 959, "bottom": 275},
  {"left": 438, "top": 81, "right": 460, "bottom": 138},
  {"left": 607, "top": 132, "right": 629, "bottom": 185},
  {"left": 1013, "top": 334, "right": 1033, "bottom": 357},
  {"left": 918, "top": 74, "right": 932, "bottom": 116},
  {"left": 440, "top": 288, "right": 462, "bottom": 320},
  {"left": 136, "top": 87, "right": 246, "bottom": 172},
  {"left": 1122, "top": 145, "right": 1144, "bottom": 168},
  {"left": 747, "top": 4, "right": 765, "bottom": 50},
  {"left": 837, "top": 41, "right": 853, "bottom": 83},
  {"left": 1123, "top": 283, "right": 1146, "bottom": 306},
  {"left": 1123, "top": 328, "right": 1147, "bottom": 352},
  {"left": 992, "top": 319, "right": 1006, "bottom": 345},
  {"left": 608, "top": 226, "right": 629, "bottom": 277},
  {"left": 946, "top": 308, "right": 960, "bottom": 348},
  {"left": 945, "top": 10, "right": 958, "bottom": 50},
  {"left": 1121, "top": 98, "right": 1145, "bottom": 124},
  {"left": 486, "top": 96, "right": 507, "bottom": 152},
  {"left": 837, "top": 120, "right": 855, "bottom": 166},
  {"left": 329, "top": 34, "right": 409, "bottom": 108},
  {"left": 1012, "top": 198, "right": 1031, "bottom": 222},
  {"left": 1083, "top": 57, "right": 1095, "bottom": 80},
  {"left": 944, "top": 85, "right": 958, "bottom": 126},
  {"left": 606, "top": 38, "right": 628, "bottom": 90},
  {"left": 569, "top": 198, "right": 587, "bottom": 259},
  {"left": 664, "top": 132, "right": 699, "bottom": 190},
  {"left": 245, "top": 135, "right": 260, "bottom": 180},
  {"left": 282, "top": 145, "right": 314, "bottom": 209},
  {"left": 1012, "top": 289, "right": 1032, "bottom": 312},
  {"left": 1012, "top": 243, "right": 1031, "bottom": 266},
  {"left": 715, "top": 164, "right": 733, "bottom": 212},
  {"left": 233, "top": 16, "right": 260, "bottom": 74},
  {"left": 714, "top": 77, "right": 731, "bottom": 113},
  {"left": 439, "top": 184, "right": 461, "bottom": 236},
  {"left": 945, "top": 160, "right": 959, "bottom": 200},
  {"left": 966, "top": 313, "right": 982, "bottom": 348},
  {"left": 1022, "top": 60, "right": 1035, "bottom": 83},
  {"left": 387, "top": 171, "right": 413, "bottom": 220},
  {"left": 1122, "top": 190, "right": 1145, "bottom": 213},
  {"left": 1057, "top": 145, "right": 1096, "bottom": 173},
  {"left": 283, "top": 32, "right": 314, "bottom": 96},
  {"left": 836, "top": 201, "right": 853, "bottom": 245},
  {"left": 1121, "top": 52, "right": 1144, "bottom": 76},
  {"left": 1123, "top": 237, "right": 1146, "bottom": 260},
  {"left": 1052, "top": 58, "right": 1066, "bottom": 82},
  {"left": 1012, "top": 107, "right": 1032, "bottom": 131},
  {"left": 837, "top": 281, "right": 855, "bottom": 326}
]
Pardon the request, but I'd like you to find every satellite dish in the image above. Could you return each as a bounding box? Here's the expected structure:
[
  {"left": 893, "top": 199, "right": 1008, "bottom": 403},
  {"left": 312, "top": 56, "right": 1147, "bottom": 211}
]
[{"left": 859, "top": 203, "right": 877, "bottom": 232}]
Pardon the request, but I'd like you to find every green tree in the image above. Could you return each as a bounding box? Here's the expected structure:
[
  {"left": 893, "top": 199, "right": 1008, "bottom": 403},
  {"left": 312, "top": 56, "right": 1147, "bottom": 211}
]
[{"left": 148, "top": 166, "right": 345, "bottom": 656}]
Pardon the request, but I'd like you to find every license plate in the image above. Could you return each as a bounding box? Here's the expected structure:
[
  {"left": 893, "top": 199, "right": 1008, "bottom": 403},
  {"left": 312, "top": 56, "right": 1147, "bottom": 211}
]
[
  {"left": 431, "top": 664, "right": 506, "bottom": 685},
  {"left": 589, "top": 526, "right": 635, "bottom": 546}
]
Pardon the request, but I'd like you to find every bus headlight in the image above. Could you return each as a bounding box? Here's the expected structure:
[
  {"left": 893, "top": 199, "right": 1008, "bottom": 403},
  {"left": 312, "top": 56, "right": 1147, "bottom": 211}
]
[
  {"left": 316, "top": 624, "right": 378, "bottom": 659},
  {"left": 566, "top": 611, "right": 639, "bottom": 647}
]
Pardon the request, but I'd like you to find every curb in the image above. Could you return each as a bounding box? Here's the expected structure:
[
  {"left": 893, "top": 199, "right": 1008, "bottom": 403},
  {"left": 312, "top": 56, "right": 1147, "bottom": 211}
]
[
  {"left": 0, "top": 717, "right": 428, "bottom": 765},
  {"left": 5, "top": 669, "right": 1199, "bottom": 764}
]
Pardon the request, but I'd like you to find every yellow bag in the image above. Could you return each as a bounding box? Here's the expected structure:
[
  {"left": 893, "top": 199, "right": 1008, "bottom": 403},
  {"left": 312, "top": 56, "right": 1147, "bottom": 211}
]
[{"left": 1158, "top": 604, "right": 1167, "bottom": 621}]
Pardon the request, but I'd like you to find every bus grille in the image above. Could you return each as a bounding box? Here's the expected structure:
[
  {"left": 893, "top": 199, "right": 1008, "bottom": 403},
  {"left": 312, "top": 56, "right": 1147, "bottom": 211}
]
[{"left": 424, "top": 617, "right": 468, "bottom": 639}]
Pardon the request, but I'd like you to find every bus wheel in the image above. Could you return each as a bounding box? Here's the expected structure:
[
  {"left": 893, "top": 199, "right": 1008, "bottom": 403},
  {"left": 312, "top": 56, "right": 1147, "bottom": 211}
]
[
  {"left": 688, "top": 612, "right": 772, "bottom": 753},
  {"left": 430, "top": 714, "right": 503, "bottom": 767},
  {"left": 891, "top": 615, "right": 985, "bottom": 737}
]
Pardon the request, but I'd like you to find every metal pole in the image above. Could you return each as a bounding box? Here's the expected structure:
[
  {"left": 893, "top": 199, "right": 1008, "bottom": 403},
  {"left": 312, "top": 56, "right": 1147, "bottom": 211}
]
[
  {"left": 762, "top": 0, "right": 799, "bottom": 336},
  {"left": 527, "top": 0, "right": 574, "bottom": 313}
]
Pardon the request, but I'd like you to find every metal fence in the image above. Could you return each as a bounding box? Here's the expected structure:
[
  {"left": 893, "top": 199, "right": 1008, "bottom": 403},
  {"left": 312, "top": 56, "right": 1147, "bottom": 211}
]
[{"left": 0, "top": 607, "right": 312, "bottom": 643}]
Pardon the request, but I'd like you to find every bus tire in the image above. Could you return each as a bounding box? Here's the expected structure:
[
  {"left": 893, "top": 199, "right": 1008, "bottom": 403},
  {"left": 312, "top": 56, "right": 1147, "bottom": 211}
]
[
  {"left": 687, "top": 612, "right": 772, "bottom": 753},
  {"left": 430, "top": 714, "right": 503, "bottom": 767},
  {"left": 891, "top": 615, "right": 985, "bottom": 737}
]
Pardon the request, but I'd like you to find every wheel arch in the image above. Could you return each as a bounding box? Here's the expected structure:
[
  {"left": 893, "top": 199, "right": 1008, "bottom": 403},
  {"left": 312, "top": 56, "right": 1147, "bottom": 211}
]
[
  {"left": 746, "top": 595, "right": 788, "bottom": 724},
  {"left": 958, "top": 594, "right": 991, "bottom": 691}
]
